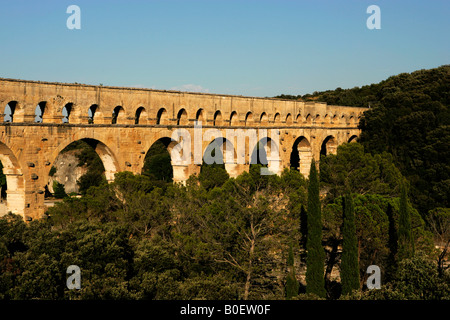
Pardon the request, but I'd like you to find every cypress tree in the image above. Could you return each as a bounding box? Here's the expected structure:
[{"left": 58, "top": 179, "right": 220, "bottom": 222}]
[
  {"left": 398, "top": 182, "right": 414, "bottom": 260},
  {"left": 285, "top": 242, "right": 299, "bottom": 299},
  {"left": 305, "top": 159, "right": 326, "bottom": 298},
  {"left": 299, "top": 204, "right": 308, "bottom": 263},
  {"left": 341, "top": 192, "right": 360, "bottom": 295},
  {"left": 386, "top": 202, "right": 398, "bottom": 282}
]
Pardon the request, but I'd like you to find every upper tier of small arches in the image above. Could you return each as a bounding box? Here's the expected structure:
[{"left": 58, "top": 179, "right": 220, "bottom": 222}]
[{"left": 2, "top": 100, "right": 363, "bottom": 127}]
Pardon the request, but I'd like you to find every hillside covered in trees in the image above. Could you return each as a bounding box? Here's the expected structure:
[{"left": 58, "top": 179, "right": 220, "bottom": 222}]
[
  {"left": 277, "top": 65, "right": 450, "bottom": 217},
  {"left": 0, "top": 66, "right": 449, "bottom": 300}
]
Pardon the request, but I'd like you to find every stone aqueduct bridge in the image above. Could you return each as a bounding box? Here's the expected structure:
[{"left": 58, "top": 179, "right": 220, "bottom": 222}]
[{"left": 0, "top": 78, "right": 367, "bottom": 220}]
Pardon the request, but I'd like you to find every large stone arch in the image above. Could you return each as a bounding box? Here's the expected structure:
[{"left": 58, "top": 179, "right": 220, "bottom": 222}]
[
  {"left": 142, "top": 136, "right": 177, "bottom": 182},
  {"left": 250, "top": 136, "right": 281, "bottom": 175},
  {"left": 320, "top": 135, "right": 338, "bottom": 156},
  {"left": 49, "top": 136, "right": 121, "bottom": 184},
  {"left": 290, "top": 136, "right": 313, "bottom": 178},
  {"left": 0, "top": 142, "right": 25, "bottom": 217},
  {"left": 202, "top": 136, "right": 239, "bottom": 177}
]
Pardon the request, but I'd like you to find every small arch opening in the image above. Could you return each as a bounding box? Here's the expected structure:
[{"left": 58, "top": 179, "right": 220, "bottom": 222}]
[
  {"left": 4, "top": 101, "right": 17, "bottom": 122},
  {"left": 156, "top": 108, "right": 168, "bottom": 125},
  {"left": 196, "top": 108, "right": 205, "bottom": 124},
  {"left": 88, "top": 104, "right": 98, "bottom": 124},
  {"left": 245, "top": 112, "right": 253, "bottom": 126},
  {"left": 273, "top": 112, "right": 280, "bottom": 124},
  {"left": 112, "top": 106, "right": 124, "bottom": 124},
  {"left": 135, "top": 107, "right": 147, "bottom": 124},
  {"left": 62, "top": 103, "right": 73, "bottom": 123},
  {"left": 142, "top": 138, "right": 173, "bottom": 182},
  {"left": 230, "top": 111, "right": 239, "bottom": 126},
  {"left": 213, "top": 110, "right": 223, "bottom": 126},
  {"left": 177, "top": 108, "right": 188, "bottom": 125},
  {"left": 34, "top": 101, "right": 46, "bottom": 123},
  {"left": 260, "top": 112, "right": 268, "bottom": 125}
]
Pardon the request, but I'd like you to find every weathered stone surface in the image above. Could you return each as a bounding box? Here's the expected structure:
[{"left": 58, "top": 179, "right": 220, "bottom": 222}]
[{"left": 0, "top": 78, "right": 367, "bottom": 220}]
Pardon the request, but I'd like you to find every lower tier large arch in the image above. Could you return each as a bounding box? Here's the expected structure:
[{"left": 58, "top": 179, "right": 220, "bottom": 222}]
[{"left": 0, "top": 142, "right": 25, "bottom": 217}]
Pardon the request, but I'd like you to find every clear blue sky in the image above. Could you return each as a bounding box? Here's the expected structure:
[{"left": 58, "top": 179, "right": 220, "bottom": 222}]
[{"left": 0, "top": 0, "right": 448, "bottom": 97}]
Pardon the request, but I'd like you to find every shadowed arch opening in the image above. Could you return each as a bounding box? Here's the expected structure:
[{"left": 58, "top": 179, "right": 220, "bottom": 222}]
[
  {"left": 230, "top": 111, "right": 238, "bottom": 126},
  {"left": 0, "top": 142, "right": 25, "bottom": 217},
  {"left": 142, "top": 137, "right": 173, "bottom": 182},
  {"left": 249, "top": 137, "right": 280, "bottom": 175},
  {"left": 196, "top": 108, "right": 205, "bottom": 124},
  {"left": 135, "top": 107, "right": 148, "bottom": 124},
  {"left": 200, "top": 138, "right": 233, "bottom": 189},
  {"left": 260, "top": 112, "right": 268, "bottom": 125},
  {"left": 286, "top": 113, "right": 292, "bottom": 125},
  {"left": 245, "top": 112, "right": 253, "bottom": 126},
  {"left": 348, "top": 135, "right": 358, "bottom": 143},
  {"left": 213, "top": 110, "right": 223, "bottom": 126},
  {"left": 88, "top": 104, "right": 98, "bottom": 124},
  {"left": 46, "top": 139, "right": 109, "bottom": 198},
  {"left": 177, "top": 108, "right": 188, "bottom": 125},
  {"left": 331, "top": 114, "right": 338, "bottom": 123},
  {"left": 250, "top": 138, "right": 268, "bottom": 167},
  {"left": 112, "top": 106, "right": 125, "bottom": 124},
  {"left": 273, "top": 112, "right": 280, "bottom": 124},
  {"left": 296, "top": 113, "right": 302, "bottom": 123},
  {"left": 290, "top": 136, "right": 312, "bottom": 178},
  {"left": 156, "top": 108, "right": 168, "bottom": 125},
  {"left": 314, "top": 114, "right": 321, "bottom": 124},
  {"left": 321, "top": 135, "right": 337, "bottom": 157},
  {"left": 4, "top": 101, "right": 17, "bottom": 122},
  {"left": 62, "top": 103, "right": 73, "bottom": 123},
  {"left": 305, "top": 113, "right": 312, "bottom": 124},
  {"left": 34, "top": 101, "right": 46, "bottom": 123},
  {"left": 202, "top": 137, "right": 237, "bottom": 168},
  {"left": 348, "top": 115, "right": 356, "bottom": 125}
]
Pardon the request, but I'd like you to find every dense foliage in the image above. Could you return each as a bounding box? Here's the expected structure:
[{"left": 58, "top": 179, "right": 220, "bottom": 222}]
[
  {"left": 277, "top": 65, "right": 450, "bottom": 217},
  {"left": 0, "top": 142, "right": 447, "bottom": 300}
]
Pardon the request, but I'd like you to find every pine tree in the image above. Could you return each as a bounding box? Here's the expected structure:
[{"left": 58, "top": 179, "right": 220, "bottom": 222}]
[
  {"left": 398, "top": 182, "right": 414, "bottom": 260},
  {"left": 341, "top": 192, "right": 360, "bottom": 295},
  {"left": 285, "top": 242, "right": 299, "bottom": 299},
  {"left": 305, "top": 160, "right": 326, "bottom": 298},
  {"left": 53, "top": 181, "right": 67, "bottom": 199}
]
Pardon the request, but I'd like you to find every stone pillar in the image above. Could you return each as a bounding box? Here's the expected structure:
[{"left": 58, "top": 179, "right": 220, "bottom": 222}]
[
  {"left": 5, "top": 190, "right": 25, "bottom": 216},
  {"left": 2, "top": 173, "right": 25, "bottom": 216},
  {"left": 172, "top": 163, "right": 189, "bottom": 185},
  {"left": 328, "top": 143, "right": 337, "bottom": 155},
  {"left": 224, "top": 162, "right": 239, "bottom": 178},
  {"left": 299, "top": 147, "right": 313, "bottom": 178},
  {"left": 267, "top": 158, "right": 282, "bottom": 176}
]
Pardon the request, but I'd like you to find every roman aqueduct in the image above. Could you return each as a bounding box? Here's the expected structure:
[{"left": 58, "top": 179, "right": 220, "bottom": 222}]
[{"left": 0, "top": 78, "right": 367, "bottom": 220}]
